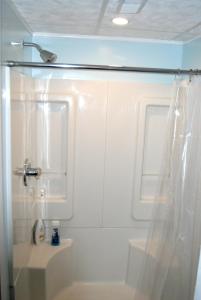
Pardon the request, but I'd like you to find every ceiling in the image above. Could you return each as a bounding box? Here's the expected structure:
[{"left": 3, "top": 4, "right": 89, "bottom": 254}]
[{"left": 11, "top": 0, "right": 201, "bottom": 42}]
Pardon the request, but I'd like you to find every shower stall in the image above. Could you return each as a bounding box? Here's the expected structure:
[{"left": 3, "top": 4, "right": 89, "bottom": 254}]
[{"left": 2, "top": 59, "right": 201, "bottom": 300}]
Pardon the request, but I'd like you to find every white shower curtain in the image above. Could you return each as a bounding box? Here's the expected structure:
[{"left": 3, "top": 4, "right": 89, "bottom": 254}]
[{"left": 134, "top": 77, "right": 201, "bottom": 300}]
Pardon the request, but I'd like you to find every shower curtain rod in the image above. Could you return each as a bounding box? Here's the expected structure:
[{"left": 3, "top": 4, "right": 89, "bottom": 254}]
[{"left": 5, "top": 60, "right": 201, "bottom": 75}]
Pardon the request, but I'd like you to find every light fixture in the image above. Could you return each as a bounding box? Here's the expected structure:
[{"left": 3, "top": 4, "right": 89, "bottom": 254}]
[{"left": 112, "top": 17, "right": 128, "bottom": 26}]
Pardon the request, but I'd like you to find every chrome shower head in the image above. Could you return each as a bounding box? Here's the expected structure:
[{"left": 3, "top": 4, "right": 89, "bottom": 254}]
[
  {"left": 39, "top": 49, "right": 57, "bottom": 63},
  {"left": 23, "top": 41, "right": 57, "bottom": 63}
]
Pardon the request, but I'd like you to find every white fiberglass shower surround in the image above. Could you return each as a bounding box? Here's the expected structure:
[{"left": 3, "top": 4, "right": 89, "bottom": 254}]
[{"left": 2, "top": 61, "right": 201, "bottom": 300}]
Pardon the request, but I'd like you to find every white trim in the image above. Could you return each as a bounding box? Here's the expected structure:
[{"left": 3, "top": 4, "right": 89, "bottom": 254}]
[{"left": 32, "top": 32, "right": 184, "bottom": 45}]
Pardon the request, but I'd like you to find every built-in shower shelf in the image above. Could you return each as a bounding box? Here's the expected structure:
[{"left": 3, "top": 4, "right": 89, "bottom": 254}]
[{"left": 28, "top": 239, "right": 73, "bottom": 269}]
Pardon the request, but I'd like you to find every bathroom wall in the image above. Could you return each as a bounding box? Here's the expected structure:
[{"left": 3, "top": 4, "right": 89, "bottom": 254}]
[
  {"left": 33, "top": 77, "right": 173, "bottom": 282},
  {"left": 29, "top": 34, "right": 184, "bottom": 284},
  {"left": 1, "top": 5, "right": 199, "bottom": 287},
  {"left": 182, "top": 37, "right": 201, "bottom": 69},
  {"left": 32, "top": 34, "right": 183, "bottom": 83},
  {"left": 10, "top": 32, "right": 201, "bottom": 291},
  {"left": 0, "top": 0, "right": 32, "bottom": 299},
  {"left": 1, "top": 0, "right": 32, "bottom": 61},
  {"left": 0, "top": 2, "right": 199, "bottom": 293}
]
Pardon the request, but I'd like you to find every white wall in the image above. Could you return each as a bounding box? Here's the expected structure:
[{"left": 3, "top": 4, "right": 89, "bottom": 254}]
[
  {"left": 33, "top": 78, "right": 173, "bottom": 282},
  {"left": 1, "top": 2, "right": 199, "bottom": 293}
]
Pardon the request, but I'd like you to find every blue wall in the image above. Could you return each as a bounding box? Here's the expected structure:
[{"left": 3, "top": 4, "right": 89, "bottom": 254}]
[
  {"left": 32, "top": 35, "right": 183, "bottom": 83},
  {"left": 182, "top": 37, "right": 201, "bottom": 69}
]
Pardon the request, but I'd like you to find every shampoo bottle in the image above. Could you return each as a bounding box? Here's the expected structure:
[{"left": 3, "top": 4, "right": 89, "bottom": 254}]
[{"left": 51, "top": 220, "right": 60, "bottom": 246}]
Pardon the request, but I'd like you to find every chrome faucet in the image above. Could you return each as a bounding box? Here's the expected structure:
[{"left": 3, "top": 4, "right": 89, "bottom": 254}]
[{"left": 14, "top": 158, "right": 42, "bottom": 186}]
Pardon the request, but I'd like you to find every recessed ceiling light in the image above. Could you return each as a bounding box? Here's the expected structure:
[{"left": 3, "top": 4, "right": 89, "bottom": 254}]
[{"left": 112, "top": 17, "right": 128, "bottom": 26}]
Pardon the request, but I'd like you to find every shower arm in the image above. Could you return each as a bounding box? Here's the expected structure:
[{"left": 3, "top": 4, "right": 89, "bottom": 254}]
[
  {"left": 23, "top": 41, "right": 43, "bottom": 52},
  {"left": 10, "top": 41, "right": 42, "bottom": 52},
  {"left": 10, "top": 41, "right": 57, "bottom": 63}
]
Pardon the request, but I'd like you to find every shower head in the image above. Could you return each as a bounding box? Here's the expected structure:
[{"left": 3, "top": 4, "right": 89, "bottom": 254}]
[
  {"left": 39, "top": 49, "right": 57, "bottom": 63},
  {"left": 23, "top": 41, "right": 57, "bottom": 63}
]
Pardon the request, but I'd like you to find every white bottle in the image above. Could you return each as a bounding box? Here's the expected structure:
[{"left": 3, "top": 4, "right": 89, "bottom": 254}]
[{"left": 32, "top": 219, "right": 46, "bottom": 245}]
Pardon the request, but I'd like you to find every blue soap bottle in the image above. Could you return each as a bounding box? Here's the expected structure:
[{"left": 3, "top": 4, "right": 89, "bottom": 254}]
[{"left": 51, "top": 220, "right": 60, "bottom": 246}]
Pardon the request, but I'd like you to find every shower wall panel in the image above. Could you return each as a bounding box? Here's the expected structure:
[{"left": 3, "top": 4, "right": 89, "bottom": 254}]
[
  {"left": 32, "top": 78, "right": 173, "bottom": 282},
  {"left": 34, "top": 99, "right": 74, "bottom": 220},
  {"left": 102, "top": 83, "right": 170, "bottom": 225},
  {"left": 9, "top": 73, "right": 174, "bottom": 284}
]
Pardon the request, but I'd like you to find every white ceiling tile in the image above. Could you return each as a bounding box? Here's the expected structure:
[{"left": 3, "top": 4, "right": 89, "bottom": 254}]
[
  {"left": 173, "top": 33, "right": 196, "bottom": 42},
  {"left": 120, "top": 3, "right": 142, "bottom": 14},
  {"left": 11, "top": 0, "right": 201, "bottom": 41},
  {"left": 188, "top": 23, "right": 201, "bottom": 35},
  {"left": 30, "top": 24, "right": 96, "bottom": 35}
]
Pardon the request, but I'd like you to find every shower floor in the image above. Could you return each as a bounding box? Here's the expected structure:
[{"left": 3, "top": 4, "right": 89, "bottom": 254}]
[{"left": 54, "top": 282, "right": 135, "bottom": 300}]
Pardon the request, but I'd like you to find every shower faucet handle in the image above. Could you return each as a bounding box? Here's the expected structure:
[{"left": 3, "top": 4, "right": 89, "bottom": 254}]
[{"left": 14, "top": 158, "right": 42, "bottom": 187}]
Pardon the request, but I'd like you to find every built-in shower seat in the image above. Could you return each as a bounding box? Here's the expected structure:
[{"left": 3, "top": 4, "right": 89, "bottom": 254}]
[{"left": 28, "top": 239, "right": 73, "bottom": 300}]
